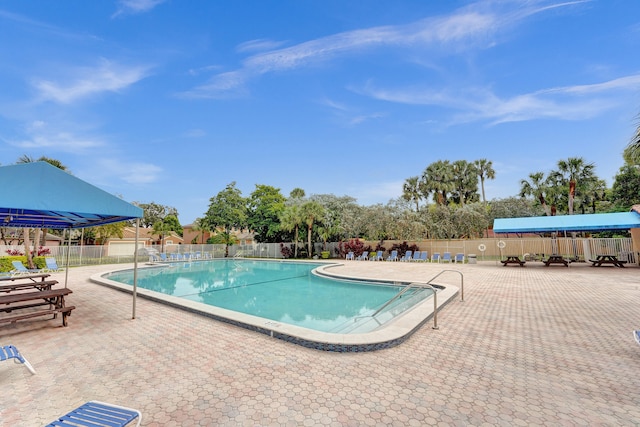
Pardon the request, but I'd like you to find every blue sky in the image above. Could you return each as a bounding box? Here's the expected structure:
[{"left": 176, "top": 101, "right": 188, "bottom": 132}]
[{"left": 1, "top": 0, "right": 639, "bottom": 225}]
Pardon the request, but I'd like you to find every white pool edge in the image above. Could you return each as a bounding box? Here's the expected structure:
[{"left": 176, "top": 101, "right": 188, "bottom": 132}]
[{"left": 90, "top": 262, "right": 459, "bottom": 352}]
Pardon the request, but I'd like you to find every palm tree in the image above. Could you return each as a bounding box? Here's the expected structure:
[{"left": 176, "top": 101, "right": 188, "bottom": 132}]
[
  {"left": 402, "top": 176, "right": 423, "bottom": 212},
  {"left": 279, "top": 204, "right": 302, "bottom": 258},
  {"left": 623, "top": 113, "right": 640, "bottom": 164},
  {"left": 422, "top": 160, "right": 454, "bottom": 206},
  {"left": 190, "top": 217, "right": 209, "bottom": 244},
  {"left": 299, "top": 201, "right": 325, "bottom": 258},
  {"left": 554, "top": 157, "right": 596, "bottom": 215},
  {"left": 451, "top": 160, "right": 478, "bottom": 206},
  {"left": 474, "top": 159, "right": 496, "bottom": 204},
  {"left": 520, "top": 172, "right": 552, "bottom": 216}
]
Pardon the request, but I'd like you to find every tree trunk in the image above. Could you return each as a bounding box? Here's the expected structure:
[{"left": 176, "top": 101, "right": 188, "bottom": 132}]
[
  {"left": 307, "top": 224, "right": 312, "bottom": 258},
  {"left": 23, "top": 228, "right": 33, "bottom": 268},
  {"left": 294, "top": 225, "right": 299, "bottom": 258}
]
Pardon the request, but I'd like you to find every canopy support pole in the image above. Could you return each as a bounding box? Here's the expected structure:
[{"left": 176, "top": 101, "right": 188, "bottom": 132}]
[
  {"left": 132, "top": 219, "right": 139, "bottom": 319},
  {"left": 64, "top": 228, "right": 72, "bottom": 288}
]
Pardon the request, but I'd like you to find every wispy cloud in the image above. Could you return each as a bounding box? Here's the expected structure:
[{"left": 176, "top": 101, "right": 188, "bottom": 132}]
[
  {"left": 94, "top": 158, "right": 163, "bottom": 185},
  {"left": 358, "top": 73, "right": 640, "bottom": 125},
  {"left": 7, "top": 120, "right": 103, "bottom": 152},
  {"left": 183, "top": 1, "right": 582, "bottom": 98},
  {"left": 236, "top": 39, "right": 287, "bottom": 53},
  {"left": 32, "top": 59, "right": 150, "bottom": 104},
  {"left": 112, "top": 0, "right": 166, "bottom": 18}
]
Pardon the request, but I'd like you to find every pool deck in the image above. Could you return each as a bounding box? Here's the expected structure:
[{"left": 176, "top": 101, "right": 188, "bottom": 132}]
[{"left": 2, "top": 260, "right": 640, "bottom": 425}]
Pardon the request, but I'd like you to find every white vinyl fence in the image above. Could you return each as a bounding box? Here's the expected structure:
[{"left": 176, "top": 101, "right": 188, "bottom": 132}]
[{"left": 0, "top": 238, "right": 636, "bottom": 267}]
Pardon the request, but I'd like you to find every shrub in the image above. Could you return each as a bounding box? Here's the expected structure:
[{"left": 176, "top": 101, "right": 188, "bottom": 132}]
[
  {"left": 389, "top": 241, "right": 420, "bottom": 258},
  {"left": 337, "top": 238, "right": 372, "bottom": 258}
]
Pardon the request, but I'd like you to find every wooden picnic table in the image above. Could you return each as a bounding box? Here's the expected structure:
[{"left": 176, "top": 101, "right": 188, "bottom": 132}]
[
  {"left": 0, "top": 285, "right": 74, "bottom": 327},
  {"left": 544, "top": 255, "right": 569, "bottom": 267},
  {"left": 0, "top": 273, "right": 51, "bottom": 282},
  {"left": 589, "top": 254, "right": 627, "bottom": 268},
  {"left": 0, "top": 279, "right": 58, "bottom": 293},
  {"left": 501, "top": 255, "right": 525, "bottom": 267}
]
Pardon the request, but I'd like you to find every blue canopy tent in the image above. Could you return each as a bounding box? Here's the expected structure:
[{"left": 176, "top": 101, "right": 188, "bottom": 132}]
[
  {"left": 493, "top": 212, "right": 640, "bottom": 234},
  {"left": 0, "top": 162, "right": 144, "bottom": 318}
]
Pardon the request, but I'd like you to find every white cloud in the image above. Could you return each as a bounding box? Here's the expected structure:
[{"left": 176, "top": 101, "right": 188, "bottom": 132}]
[
  {"left": 358, "top": 73, "right": 640, "bottom": 125},
  {"left": 9, "top": 120, "right": 103, "bottom": 151},
  {"left": 32, "top": 59, "right": 150, "bottom": 104},
  {"left": 112, "top": 0, "right": 166, "bottom": 18},
  {"left": 236, "top": 39, "right": 287, "bottom": 53},
  {"left": 184, "top": 0, "right": 584, "bottom": 98},
  {"left": 95, "top": 158, "right": 163, "bottom": 185}
]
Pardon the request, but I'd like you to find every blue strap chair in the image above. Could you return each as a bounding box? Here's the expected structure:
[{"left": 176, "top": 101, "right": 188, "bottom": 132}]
[
  {"left": 46, "top": 401, "right": 141, "bottom": 427},
  {"left": 0, "top": 345, "right": 36, "bottom": 374}
]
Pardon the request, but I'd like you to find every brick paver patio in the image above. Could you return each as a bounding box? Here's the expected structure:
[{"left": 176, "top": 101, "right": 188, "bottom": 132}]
[{"left": 1, "top": 260, "right": 639, "bottom": 426}]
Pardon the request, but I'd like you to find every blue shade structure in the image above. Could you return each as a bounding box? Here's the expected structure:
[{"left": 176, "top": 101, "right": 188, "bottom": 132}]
[
  {"left": 493, "top": 212, "right": 640, "bottom": 234},
  {"left": 0, "top": 161, "right": 143, "bottom": 318},
  {"left": 0, "top": 162, "right": 142, "bottom": 229}
]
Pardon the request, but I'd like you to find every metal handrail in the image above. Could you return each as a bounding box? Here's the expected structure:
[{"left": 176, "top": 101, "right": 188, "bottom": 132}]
[{"left": 367, "top": 269, "right": 464, "bottom": 330}]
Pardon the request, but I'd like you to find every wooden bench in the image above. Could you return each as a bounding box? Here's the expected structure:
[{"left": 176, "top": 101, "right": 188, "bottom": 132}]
[
  {"left": 501, "top": 255, "right": 525, "bottom": 266},
  {"left": 0, "top": 273, "right": 50, "bottom": 282},
  {"left": 0, "top": 288, "right": 74, "bottom": 327}
]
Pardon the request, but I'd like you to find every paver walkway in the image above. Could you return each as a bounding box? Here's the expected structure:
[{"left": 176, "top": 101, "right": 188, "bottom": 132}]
[{"left": 1, "top": 261, "right": 639, "bottom": 426}]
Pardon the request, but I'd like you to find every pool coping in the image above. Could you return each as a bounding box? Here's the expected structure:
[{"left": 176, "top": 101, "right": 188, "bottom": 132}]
[{"left": 89, "top": 260, "right": 459, "bottom": 352}]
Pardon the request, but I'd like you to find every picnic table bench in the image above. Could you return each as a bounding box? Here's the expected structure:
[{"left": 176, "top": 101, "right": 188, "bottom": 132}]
[
  {"left": 0, "top": 287, "right": 74, "bottom": 326},
  {"left": 0, "top": 280, "right": 58, "bottom": 293},
  {"left": 501, "top": 255, "right": 526, "bottom": 266},
  {"left": 589, "top": 255, "right": 627, "bottom": 268},
  {"left": 544, "top": 255, "right": 569, "bottom": 267},
  {"left": 0, "top": 273, "right": 51, "bottom": 282}
]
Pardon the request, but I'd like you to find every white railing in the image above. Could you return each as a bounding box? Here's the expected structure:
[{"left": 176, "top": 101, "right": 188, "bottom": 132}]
[{"left": 0, "top": 238, "right": 636, "bottom": 267}]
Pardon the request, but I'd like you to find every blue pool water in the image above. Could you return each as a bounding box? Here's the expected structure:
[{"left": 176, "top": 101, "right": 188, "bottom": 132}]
[{"left": 103, "top": 259, "right": 432, "bottom": 333}]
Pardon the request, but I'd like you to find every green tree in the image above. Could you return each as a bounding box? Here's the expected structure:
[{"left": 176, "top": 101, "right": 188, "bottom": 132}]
[
  {"left": 520, "top": 172, "right": 552, "bottom": 216},
  {"left": 474, "top": 158, "right": 496, "bottom": 204},
  {"left": 623, "top": 115, "right": 640, "bottom": 165},
  {"left": 422, "top": 160, "right": 454, "bottom": 205},
  {"left": 203, "top": 182, "right": 248, "bottom": 257},
  {"left": 152, "top": 214, "right": 180, "bottom": 252},
  {"left": 402, "top": 176, "right": 423, "bottom": 212},
  {"left": 190, "top": 217, "right": 209, "bottom": 244},
  {"left": 451, "top": 160, "right": 478, "bottom": 206},
  {"left": 551, "top": 157, "right": 596, "bottom": 215},
  {"left": 247, "top": 185, "right": 286, "bottom": 243},
  {"left": 289, "top": 188, "right": 306, "bottom": 199},
  {"left": 299, "top": 201, "right": 325, "bottom": 258},
  {"left": 279, "top": 204, "right": 303, "bottom": 258},
  {"left": 134, "top": 202, "right": 179, "bottom": 229},
  {"left": 611, "top": 165, "right": 640, "bottom": 209}
]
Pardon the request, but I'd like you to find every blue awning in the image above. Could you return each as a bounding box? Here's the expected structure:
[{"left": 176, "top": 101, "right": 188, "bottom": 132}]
[
  {"left": 0, "top": 162, "right": 143, "bottom": 229},
  {"left": 493, "top": 212, "right": 640, "bottom": 234}
]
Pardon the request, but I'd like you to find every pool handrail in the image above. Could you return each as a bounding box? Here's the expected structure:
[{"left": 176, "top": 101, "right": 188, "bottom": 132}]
[{"left": 370, "top": 269, "right": 464, "bottom": 330}]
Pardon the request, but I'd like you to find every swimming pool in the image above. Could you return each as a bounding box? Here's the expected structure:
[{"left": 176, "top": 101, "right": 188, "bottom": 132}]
[{"left": 93, "top": 260, "right": 459, "bottom": 351}]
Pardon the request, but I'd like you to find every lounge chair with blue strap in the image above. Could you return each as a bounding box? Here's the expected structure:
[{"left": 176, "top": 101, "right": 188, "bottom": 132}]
[
  {"left": 0, "top": 345, "right": 36, "bottom": 374},
  {"left": 454, "top": 253, "right": 465, "bottom": 263},
  {"left": 45, "top": 257, "right": 63, "bottom": 272},
  {"left": 431, "top": 252, "right": 441, "bottom": 263},
  {"left": 410, "top": 251, "right": 421, "bottom": 262},
  {"left": 356, "top": 251, "right": 369, "bottom": 261},
  {"left": 11, "top": 260, "right": 42, "bottom": 275},
  {"left": 442, "top": 252, "right": 452, "bottom": 263},
  {"left": 45, "top": 401, "right": 142, "bottom": 427},
  {"left": 400, "top": 251, "right": 412, "bottom": 262},
  {"left": 386, "top": 250, "right": 398, "bottom": 261},
  {"left": 345, "top": 251, "right": 354, "bottom": 260},
  {"left": 371, "top": 251, "right": 384, "bottom": 261},
  {"left": 634, "top": 330, "right": 640, "bottom": 346}
]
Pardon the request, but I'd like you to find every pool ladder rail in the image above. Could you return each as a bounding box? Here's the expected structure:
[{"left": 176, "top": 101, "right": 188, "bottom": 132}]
[{"left": 367, "top": 269, "right": 464, "bottom": 330}]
